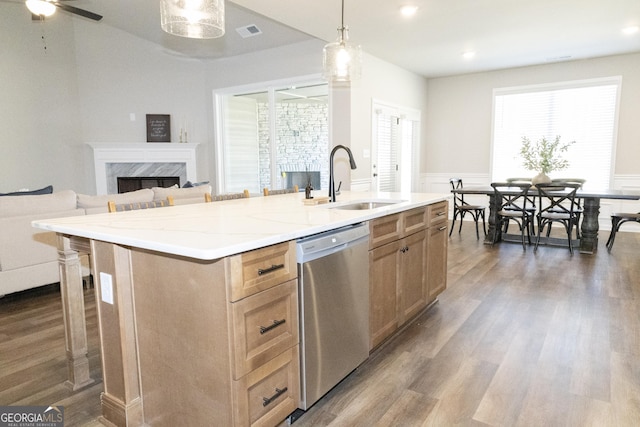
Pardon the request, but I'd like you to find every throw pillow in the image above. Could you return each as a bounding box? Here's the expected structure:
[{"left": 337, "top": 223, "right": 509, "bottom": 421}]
[
  {"left": 0, "top": 185, "right": 53, "bottom": 197},
  {"left": 182, "top": 180, "right": 210, "bottom": 188}
]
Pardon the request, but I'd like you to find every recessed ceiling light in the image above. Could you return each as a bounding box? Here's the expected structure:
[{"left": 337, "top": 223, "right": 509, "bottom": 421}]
[
  {"left": 462, "top": 51, "right": 476, "bottom": 60},
  {"left": 400, "top": 5, "right": 418, "bottom": 17},
  {"left": 622, "top": 25, "right": 639, "bottom": 35}
]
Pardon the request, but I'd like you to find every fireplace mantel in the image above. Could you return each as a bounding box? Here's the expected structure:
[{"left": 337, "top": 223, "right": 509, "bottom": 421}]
[{"left": 89, "top": 143, "right": 199, "bottom": 195}]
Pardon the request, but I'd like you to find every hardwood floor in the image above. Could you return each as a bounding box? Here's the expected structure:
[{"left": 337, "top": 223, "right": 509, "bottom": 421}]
[
  {"left": 0, "top": 283, "right": 103, "bottom": 426},
  {"left": 1, "top": 224, "right": 638, "bottom": 426},
  {"left": 296, "top": 225, "right": 640, "bottom": 426}
]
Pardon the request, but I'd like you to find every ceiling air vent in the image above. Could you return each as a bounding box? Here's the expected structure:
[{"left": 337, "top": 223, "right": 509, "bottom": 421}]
[{"left": 236, "top": 25, "right": 262, "bottom": 38}]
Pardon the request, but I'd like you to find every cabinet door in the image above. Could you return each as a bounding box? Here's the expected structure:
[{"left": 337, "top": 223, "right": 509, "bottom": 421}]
[
  {"left": 402, "top": 207, "right": 428, "bottom": 237},
  {"left": 232, "top": 346, "right": 300, "bottom": 427},
  {"left": 369, "top": 241, "right": 400, "bottom": 349},
  {"left": 369, "top": 213, "right": 402, "bottom": 249},
  {"left": 229, "top": 280, "right": 299, "bottom": 379},
  {"left": 427, "top": 201, "right": 448, "bottom": 227},
  {"left": 427, "top": 222, "right": 448, "bottom": 302},
  {"left": 399, "top": 230, "right": 427, "bottom": 324},
  {"left": 226, "top": 241, "right": 297, "bottom": 302}
]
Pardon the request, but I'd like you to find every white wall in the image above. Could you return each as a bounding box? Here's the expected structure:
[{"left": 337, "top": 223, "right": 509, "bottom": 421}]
[
  {"left": 424, "top": 52, "right": 640, "bottom": 176},
  {"left": 203, "top": 39, "right": 326, "bottom": 183},
  {"left": 423, "top": 53, "right": 640, "bottom": 227},
  {"left": 73, "top": 20, "right": 210, "bottom": 194},
  {"left": 4, "top": 2, "right": 636, "bottom": 208},
  {"left": 350, "top": 54, "right": 429, "bottom": 189},
  {"left": 1, "top": 5, "right": 85, "bottom": 193}
]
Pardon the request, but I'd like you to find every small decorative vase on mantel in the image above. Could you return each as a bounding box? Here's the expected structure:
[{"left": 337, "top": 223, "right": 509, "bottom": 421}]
[{"left": 531, "top": 172, "right": 552, "bottom": 187}]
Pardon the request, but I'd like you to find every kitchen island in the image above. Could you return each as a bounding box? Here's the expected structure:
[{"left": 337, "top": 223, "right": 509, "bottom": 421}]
[{"left": 33, "top": 190, "right": 450, "bottom": 426}]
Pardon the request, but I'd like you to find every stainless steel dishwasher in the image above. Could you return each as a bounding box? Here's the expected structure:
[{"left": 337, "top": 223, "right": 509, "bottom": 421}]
[{"left": 296, "top": 222, "right": 370, "bottom": 410}]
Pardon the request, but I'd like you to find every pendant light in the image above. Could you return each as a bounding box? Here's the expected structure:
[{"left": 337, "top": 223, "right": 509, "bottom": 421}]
[
  {"left": 322, "top": 0, "right": 362, "bottom": 82},
  {"left": 160, "top": 0, "right": 225, "bottom": 39}
]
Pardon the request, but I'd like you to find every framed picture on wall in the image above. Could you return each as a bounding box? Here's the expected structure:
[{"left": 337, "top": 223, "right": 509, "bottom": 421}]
[{"left": 146, "top": 114, "right": 171, "bottom": 142}]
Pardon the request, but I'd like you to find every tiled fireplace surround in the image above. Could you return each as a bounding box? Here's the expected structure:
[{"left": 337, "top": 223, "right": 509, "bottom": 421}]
[{"left": 89, "top": 143, "right": 199, "bottom": 195}]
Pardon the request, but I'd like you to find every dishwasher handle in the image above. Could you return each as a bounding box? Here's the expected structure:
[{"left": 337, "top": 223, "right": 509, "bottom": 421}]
[
  {"left": 297, "top": 223, "right": 370, "bottom": 263},
  {"left": 297, "top": 235, "right": 368, "bottom": 263}
]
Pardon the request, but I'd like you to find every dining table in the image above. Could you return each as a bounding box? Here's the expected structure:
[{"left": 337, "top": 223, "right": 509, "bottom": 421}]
[{"left": 451, "top": 186, "right": 640, "bottom": 254}]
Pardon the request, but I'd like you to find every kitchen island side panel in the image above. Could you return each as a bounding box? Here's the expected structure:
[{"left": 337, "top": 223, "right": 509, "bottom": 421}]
[{"left": 130, "top": 249, "right": 233, "bottom": 426}]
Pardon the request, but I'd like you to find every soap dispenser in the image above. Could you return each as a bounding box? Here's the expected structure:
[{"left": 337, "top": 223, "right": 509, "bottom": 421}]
[{"left": 305, "top": 178, "right": 313, "bottom": 199}]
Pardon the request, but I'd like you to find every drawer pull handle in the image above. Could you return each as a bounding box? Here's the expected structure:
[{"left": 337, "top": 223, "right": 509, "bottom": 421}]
[
  {"left": 258, "top": 263, "right": 285, "bottom": 276},
  {"left": 400, "top": 246, "right": 409, "bottom": 253},
  {"left": 260, "top": 319, "right": 286, "bottom": 334},
  {"left": 263, "top": 387, "right": 288, "bottom": 407},
  {"left": 436, "top": 211, "right": 446, "bottom": 216},
  {"left": 438, "top": 226, "right": 447, "bottom": 231}
]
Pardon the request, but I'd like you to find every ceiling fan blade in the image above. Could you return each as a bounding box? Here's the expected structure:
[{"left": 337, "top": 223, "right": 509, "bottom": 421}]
[{"left": 54, "top": 3, "right": 102, "bottom": 21}]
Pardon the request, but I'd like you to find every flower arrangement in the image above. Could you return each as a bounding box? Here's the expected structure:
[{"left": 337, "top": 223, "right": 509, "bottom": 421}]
[{"left": 519, "top": 136, "right": 575, "bottom": 175}]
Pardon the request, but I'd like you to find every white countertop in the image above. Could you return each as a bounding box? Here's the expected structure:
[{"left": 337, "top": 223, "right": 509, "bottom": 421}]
[{"left": 33, "top": 191, "right": 451, "bottom": 260}]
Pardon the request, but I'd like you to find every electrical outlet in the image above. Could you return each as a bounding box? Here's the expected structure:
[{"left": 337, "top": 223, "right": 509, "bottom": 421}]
[{"left": 99, "top": 272, "right": 114, "bottom": 305}]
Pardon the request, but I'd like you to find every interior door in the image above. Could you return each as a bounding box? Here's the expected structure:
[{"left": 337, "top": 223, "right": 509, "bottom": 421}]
[
  {"left": 371, "top": 102, "right": 420, "bottom": 193},
  {"left": 374, "top": 111, "right": 401, "bottom": 192}
]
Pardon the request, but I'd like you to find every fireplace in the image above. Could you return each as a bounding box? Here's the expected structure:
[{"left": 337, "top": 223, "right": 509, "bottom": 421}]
[
  {"left": 117, "top": 176, "right": 181, "bottom": 193},
  {"left": 89, "top": 143, "right": 199, "bottom": 195},
  {"left": 285, "top": 171, "right": 321, "bottom": 191}
]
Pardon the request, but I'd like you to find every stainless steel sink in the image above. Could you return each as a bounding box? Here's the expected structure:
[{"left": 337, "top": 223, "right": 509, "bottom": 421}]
[{"left": 329, "top": 200, "right": 404, "bottom": 210}]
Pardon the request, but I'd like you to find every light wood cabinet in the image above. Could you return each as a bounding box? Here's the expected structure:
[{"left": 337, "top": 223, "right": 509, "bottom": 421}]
[
  {"left": 102, "top": 240, "right": 300, "bottom": 427},
  {"left": 369, "top": 237, "right": 401, "bottom": 349},
  {"left": 227, "top": 241, "right": 300, "bottom": 426},
  {"left": 399, "top": 230, "right": 427, "bottom": 322},
  {"left": 369, "top": 201, "right": 448, "bottom": 350},
  {"left": 427, "top": 201, "right": 449, "bottom": 301}
]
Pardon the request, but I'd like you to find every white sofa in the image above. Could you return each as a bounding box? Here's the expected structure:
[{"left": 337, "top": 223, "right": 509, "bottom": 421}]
[{"left": 0, "top": 185, "right": 211, "bottom": 296}]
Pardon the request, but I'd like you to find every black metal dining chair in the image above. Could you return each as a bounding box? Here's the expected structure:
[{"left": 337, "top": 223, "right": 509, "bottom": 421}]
[
  {"left": 449, "top": 178, "right": 486, "bottom": 239},
  {"left": 504, "top": 177, "right": 536, "bottom": 233},
  {"left": 606, "top": 212, "right": 640, "bottom": 251},
  {"left": 491, "top": 182, "right": 533, "bottom": 250},
  {"left": 534, "top": 182, "right": 581, "bottom": 253},
  {"left": 550, "top": 178, "right": 585, "bottom": 239}
]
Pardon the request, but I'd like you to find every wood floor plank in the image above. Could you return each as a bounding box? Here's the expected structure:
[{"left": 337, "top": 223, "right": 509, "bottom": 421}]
[
  {"left": 374, "top": 389, "right": 437, "bottom": 427},
  {"left": 1, "top": 225, "right": 639, "bottom": 426}
]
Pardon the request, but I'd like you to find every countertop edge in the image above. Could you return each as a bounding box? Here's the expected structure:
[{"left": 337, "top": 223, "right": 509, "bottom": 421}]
[{"left": 33, "top": 192, "right": 452, "bottom": 260}]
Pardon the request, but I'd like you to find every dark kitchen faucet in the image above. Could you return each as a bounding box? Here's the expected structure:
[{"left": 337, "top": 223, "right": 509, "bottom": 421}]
[{"left": 329, "top": 145, "right": 357, "bottom": 202}]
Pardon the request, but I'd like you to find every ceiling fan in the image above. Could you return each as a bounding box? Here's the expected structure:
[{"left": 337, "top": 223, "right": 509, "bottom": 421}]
[{"left": 24, "top": 0, "right": 102, "bottom": 21}]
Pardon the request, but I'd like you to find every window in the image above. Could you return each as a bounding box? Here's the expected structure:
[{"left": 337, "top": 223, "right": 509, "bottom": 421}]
[
  {"left": 214, "top": 79, "right": 328, "bottom": 194},
  {"left": 491, "top": 77, "right": 620, "bottom": 189}
]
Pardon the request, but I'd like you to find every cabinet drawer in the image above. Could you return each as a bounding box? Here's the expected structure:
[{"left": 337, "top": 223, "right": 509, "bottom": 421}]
[
  {"left": 232, "top": 346, "right": 300, "bottom": 427},
  {"left": 428, "top": 201, "right": 448, "bottom": 226},
  {"left": 369, "top": 213, "right": 401, "bottom": 249},
  {"left": 402, "top": 207, "right": 428, "bottom": 237},
  {"left": 227, "top": 241, "right": 297, "bottom": 301},
  {"left": 229, "top": 280, "right": 299, "bottom": 379}
]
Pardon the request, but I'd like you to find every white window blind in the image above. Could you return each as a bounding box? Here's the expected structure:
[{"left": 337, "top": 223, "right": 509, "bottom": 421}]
[
  {"left": 223, "top": 96, "right": 261, "bottom": 193},
  {"left": 492, "top": 77, "right": 620, "bottom": 190},
  {"left": 376, "top": 113, "right": 399, "bottom": 192}
]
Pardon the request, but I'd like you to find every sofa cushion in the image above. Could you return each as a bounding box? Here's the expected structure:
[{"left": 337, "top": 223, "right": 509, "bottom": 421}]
[
  {"left": 0, "top": 209, "right": 85, "bottom": 271},
  {"left": 78, "top": 188, "right": 154, "bottom": 215},
  {"left": 152, "top": 184, "right": 211, "bottom": 202},
  {"left": 0, "top": 190, "right": 76, "bottom": 217},
  {"left": 0, "top": 185, "right": 54, "bottom": 196}
]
